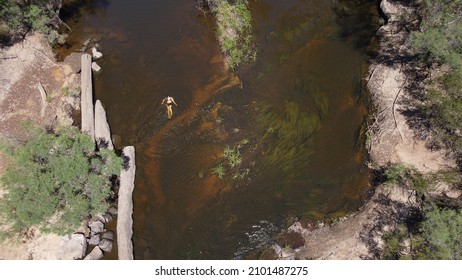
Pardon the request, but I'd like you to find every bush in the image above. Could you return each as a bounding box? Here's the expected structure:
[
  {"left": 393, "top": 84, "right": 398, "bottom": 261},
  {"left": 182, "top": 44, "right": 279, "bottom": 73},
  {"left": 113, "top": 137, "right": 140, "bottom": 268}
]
[
  {"left": 383, "top": 164, "right": 429, "bottom": 193},
  {"left": 420, "top": 204, "right": 462, "bottom": 259},
  {"left": 0, "top": 126, "right": 122, "bottom": 236},
  {"left": 383, "top": 164, "right": 461, "bottom": 195}
]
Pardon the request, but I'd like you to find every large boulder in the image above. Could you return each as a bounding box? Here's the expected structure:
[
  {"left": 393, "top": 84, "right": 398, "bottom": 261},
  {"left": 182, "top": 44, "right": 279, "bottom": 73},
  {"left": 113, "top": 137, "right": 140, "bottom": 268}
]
[
  {"left": 99, "top": 239, "right": 113, "bottom": 253},
  {"left": 84, "top": 246, "right": 104, "bottom": 260},
  {"left": 88, "top": 234, "right": 101, "bottom": 246},
  {"left": 88, "top": 220, "right": 104, "bottom": 234},
  {"left": 102, "top": 230, "right": 114, "bottom": 241},
  {"left": 94, "top": 100, "right": 114, "bottom": 150},
  {"left": 63, "top": 234, "right": 88, "bottom": 259}
]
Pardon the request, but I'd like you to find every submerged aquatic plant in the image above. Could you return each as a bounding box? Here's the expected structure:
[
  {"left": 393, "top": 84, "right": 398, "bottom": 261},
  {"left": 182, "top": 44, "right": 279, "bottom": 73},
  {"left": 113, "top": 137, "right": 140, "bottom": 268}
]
[
  {"left": 255, "top": 80, "right": 328, "bottom": 175},
  {"left": 224, "top": 145, "right": 242, "bottom": 168},
  {"left": 212, "top": 164, "right": 226, "bottom": 179}
]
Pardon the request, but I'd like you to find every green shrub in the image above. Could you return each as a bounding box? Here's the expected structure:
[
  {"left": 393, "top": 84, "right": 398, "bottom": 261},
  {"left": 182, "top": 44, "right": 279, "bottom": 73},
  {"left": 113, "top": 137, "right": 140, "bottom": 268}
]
[
  {"left": 0, "top": 126, "right": 122, "bottom": 236},
  {"left": 420, "top": 204, "right": 462, "bottom": 259},
  {"left": 384, "top": 164, "right": 430, "bottom": 193},
  {"left": 381, "top": 225, "right": 409, "bottom": 260},
  {"left": 383, "top": 164, "right": 462, "bottom": 196}
]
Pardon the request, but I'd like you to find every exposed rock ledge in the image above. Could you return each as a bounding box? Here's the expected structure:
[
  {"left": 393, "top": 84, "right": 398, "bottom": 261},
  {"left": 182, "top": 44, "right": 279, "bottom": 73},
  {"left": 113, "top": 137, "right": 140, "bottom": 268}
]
[{"left": 283, "top": 0, "right": 457, "bottom": 260}]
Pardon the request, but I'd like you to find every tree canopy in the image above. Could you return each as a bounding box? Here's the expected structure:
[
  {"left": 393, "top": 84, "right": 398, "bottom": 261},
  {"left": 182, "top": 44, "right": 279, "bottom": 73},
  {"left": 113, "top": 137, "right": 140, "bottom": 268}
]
[{"left": 0, "top": 127, "right": 122, "bottom": 236}]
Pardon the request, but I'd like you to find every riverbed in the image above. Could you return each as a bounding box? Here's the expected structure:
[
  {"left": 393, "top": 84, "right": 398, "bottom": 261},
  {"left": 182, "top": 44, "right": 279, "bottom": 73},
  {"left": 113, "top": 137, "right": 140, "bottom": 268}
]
[{"left": 58, "top": 0, "right": 381, "bottom": 259}]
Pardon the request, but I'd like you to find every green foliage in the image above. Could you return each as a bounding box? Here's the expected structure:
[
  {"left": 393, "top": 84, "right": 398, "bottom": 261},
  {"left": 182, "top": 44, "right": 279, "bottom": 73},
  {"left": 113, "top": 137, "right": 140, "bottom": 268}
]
[
  {"left": 410, "top": 0, "right": 462, "bottom": 152},
  {"left": 211, "top": 142, "right": 247, "bottom": 180},
  {"left": 379, "top": 223, "right": 441, "bottom": 260},
  {"left": 211, "top": 164, "right": 226, "bottom": 179},
  {"left": 420, "top": 204, "right": 462, "bottom": 259},
  {"left": 381, "top": 225, "right": 409, "bottom": 260},
  {"left": 209, "top": 0, "right": 256, "bottom": 69},
  {"left": 384, "top": 164, "right": 461, "bottom": 194},
  {"left": 255, "top": 78, "right": 328, "bottom": 175},
  {"left": 0, "top": 0, "right": 66, "bottom": 45},
  {"left": 0, "top": 126, "right": 122, "bottom": 236},
  {"left": 223, "top": 145, "right": 242, "bottom": 168},
  {"left": 383, "top": 164, "right": 429, "bottom": 193}
]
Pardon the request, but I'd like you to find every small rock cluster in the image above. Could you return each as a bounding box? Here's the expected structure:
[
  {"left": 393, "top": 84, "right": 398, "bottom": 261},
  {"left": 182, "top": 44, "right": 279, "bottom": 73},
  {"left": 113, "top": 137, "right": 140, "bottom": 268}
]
[
  {"left": 91, "top": 46, "right": 103, "bottom": 73},
  {"left": 79, "top": 206, "right": 117, "bottom": 260}
]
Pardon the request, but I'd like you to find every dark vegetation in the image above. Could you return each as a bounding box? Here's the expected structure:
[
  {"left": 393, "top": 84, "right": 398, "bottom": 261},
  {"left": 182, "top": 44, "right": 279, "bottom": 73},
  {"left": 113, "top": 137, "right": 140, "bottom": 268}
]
[
  {"left": 0, "top": 0, "right": 67, "bottom": 46},
  {"left": 0, "top": 126, "right": 122, "bottom": 237}
]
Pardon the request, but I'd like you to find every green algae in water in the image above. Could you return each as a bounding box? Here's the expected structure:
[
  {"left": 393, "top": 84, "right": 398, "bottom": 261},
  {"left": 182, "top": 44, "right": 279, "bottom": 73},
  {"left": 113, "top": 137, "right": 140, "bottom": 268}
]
[{"left": 255, "top": 79, "right": 328, "bottom": 176}]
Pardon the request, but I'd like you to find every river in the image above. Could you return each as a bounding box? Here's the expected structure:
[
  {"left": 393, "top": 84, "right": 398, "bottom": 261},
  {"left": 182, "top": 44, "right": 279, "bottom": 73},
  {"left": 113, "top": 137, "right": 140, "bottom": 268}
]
[{"left": 58, "top": 0, "right": 381, "bottom": 259}]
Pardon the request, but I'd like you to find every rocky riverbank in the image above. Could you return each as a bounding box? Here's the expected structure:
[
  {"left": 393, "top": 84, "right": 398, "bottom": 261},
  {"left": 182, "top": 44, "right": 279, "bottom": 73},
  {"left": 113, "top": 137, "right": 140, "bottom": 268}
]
[
  {"left": 277, "top": 0, "right": 460, "bottom": 260},
  {"left": 0, "top": 33, "right": 121, "bottom": 260}
]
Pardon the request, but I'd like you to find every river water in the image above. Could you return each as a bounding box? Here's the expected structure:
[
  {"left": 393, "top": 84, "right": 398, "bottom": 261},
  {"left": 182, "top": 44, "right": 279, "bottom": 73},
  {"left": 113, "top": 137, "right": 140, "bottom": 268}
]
[{"left": 58, "top": 0, "right": 381, "bottom": 259}]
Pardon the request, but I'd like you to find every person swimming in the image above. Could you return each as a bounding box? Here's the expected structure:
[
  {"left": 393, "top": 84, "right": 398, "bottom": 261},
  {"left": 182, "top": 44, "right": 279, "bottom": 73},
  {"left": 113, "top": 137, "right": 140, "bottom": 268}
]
[{"left": 161, "top": 96, "right": 178, "bottom": 119}]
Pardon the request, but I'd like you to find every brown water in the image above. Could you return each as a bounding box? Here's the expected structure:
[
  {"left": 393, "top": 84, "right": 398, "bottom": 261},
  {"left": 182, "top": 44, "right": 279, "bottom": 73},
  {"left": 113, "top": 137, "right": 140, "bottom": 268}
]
[{"left": 59, "top": 0, "right": 381, "bottom": 259}]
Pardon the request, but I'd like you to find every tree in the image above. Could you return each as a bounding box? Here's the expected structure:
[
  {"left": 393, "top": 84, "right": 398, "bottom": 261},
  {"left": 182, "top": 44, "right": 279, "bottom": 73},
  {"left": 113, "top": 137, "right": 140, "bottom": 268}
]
[
  {"left": 410, "top": 0, "right": 462, "bottom": 152},
  {"left": 420, "top": 204, "right": 462, "bottom": 259},
  {"left": 0, "top": 126, "right": 122, "bottom": 236},
  {"left": 0, "top": 0, "right": 66, "bottom": 45}
]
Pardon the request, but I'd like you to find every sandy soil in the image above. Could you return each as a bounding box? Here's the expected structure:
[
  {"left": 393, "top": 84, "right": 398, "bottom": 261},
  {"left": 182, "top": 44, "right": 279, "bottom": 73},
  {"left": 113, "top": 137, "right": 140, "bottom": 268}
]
[{"left": 0, "top": 33, "right": 80, "bottom": 259}]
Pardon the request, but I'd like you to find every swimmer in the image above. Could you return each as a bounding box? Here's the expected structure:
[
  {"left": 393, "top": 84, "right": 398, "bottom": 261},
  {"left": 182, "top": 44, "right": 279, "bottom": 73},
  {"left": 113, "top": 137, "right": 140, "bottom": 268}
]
[{"left": 161, "top": 96, "right": 178, "bottom": 119}]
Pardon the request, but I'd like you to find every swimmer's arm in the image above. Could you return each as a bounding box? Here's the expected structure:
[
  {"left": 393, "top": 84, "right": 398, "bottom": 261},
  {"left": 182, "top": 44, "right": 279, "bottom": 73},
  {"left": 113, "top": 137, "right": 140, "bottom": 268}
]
[{"left": 172, "top": 98, "right": 178, "bottom": 106}]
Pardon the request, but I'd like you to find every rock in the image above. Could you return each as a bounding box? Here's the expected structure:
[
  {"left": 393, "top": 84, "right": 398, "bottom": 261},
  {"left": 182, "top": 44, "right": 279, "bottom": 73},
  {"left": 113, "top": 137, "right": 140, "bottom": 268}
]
[
  {"left": 117, "top": 146, "right": 136, "bottom": 260},
  {"left": 88, "top": 234, "right": 101, "bottom": 246},
  {"left": 84, "top": 246, "right": 104, "bottom": 260},
  {"left": 63, "top": 52, "right": 82, "bottom": 74},
  {"left": 81, "top": 54, "right": 95, "bottom": 139},
  {"left": 94, "top": 100, "right": 114, "bottom": 150},
  {"left": 91, "top": 47, "right": 103, "bottom": 60},
  {"left": 90, "top": 214, "right": 106, "bottom": 224},
  {"left": 276, "top": 232, "right": 305, "bottom": 250},
  {"left": 280, "top": 247, "right": 295, "bottom": 260},
  {"left": 107, "top": 206, "right": 118, "bottom": 216},
  {"left": 104, "top": 213, "right": 113, "bottom": 223},
  {"left": 101, "top": 230, "right": 114, "bottom": 241},
  {"left": 27, "top": 233, "right": 85, "bottom": 260},
  {"left": 380, "top": 0, "right": 400, "bottom": 22},
  {"left": 88, "top": 220, "right": 105, "bottom": 234},
  {"left": 76, "top": 222, "right": 91, "bottom": 238},
  {"left": 99, "top": 239, "right": 113, "bottom": 253},
  {"left": 92, "top": 61, "right": 101, "bottom": 72},
  {"left": 272, "top": 244, "right": 282, "bottom": 256},
  {"left": 62, "top": 234, "right": 87, "bottom": 260}
]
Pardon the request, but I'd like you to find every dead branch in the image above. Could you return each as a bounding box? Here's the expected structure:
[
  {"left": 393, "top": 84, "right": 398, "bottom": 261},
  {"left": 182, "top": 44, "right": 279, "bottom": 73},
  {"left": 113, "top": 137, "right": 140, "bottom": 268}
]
[
  {"left": 1, "top": 55, "right": 18, "bottom": 60},
  {"left": 365, "top": 65, "right": 379, "bottom": 91},
  {"left": 392, "top": 77, "right": 408, "bottom": 141}
]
